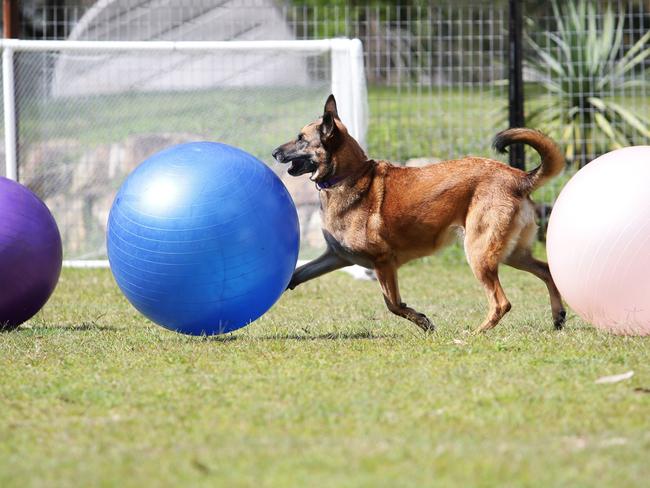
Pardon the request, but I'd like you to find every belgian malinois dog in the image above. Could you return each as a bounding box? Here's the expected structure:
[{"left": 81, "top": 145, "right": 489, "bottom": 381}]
[{"left": 272, "top": 95, "right": 566, "bottom": 333}]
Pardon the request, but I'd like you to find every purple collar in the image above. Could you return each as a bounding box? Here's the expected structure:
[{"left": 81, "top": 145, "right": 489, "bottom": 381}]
[
  {"left": 314, "top": 160, "right": 375, "bottom": 190},
  {"left": 315, "top": 176, "right": 344, "bottom": 190}
]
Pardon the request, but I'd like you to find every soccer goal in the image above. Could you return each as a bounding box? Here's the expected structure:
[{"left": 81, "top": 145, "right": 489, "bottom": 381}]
[{"left": 0, "top": 38, "right": 367, "bottom": 267}]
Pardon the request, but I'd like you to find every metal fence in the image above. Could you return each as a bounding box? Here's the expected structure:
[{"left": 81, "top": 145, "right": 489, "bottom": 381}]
[
  {"left": 12, "top": 0, "right": 511, "bottom": 165},
  {"left": 3, "top": 38, "right": 367, "bottom": 261},
  {"left": 13, "top": 1, "right": 648, "bottom": 163},
  {"left": 3, "top": 0, "right": 649, "bottom": 255}
]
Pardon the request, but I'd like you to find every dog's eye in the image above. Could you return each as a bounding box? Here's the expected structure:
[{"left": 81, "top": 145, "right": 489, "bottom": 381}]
[{"left": 297, "top": 134, "right": 303, "bottom": 142}]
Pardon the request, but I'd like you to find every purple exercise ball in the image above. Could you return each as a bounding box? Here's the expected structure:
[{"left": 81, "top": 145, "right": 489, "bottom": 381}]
[{"left": 0, "top": 177, "right": 62, "bottom": 330}]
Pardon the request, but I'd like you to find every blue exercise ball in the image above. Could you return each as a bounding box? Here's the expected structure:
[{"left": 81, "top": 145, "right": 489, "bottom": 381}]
[{"left": 107, "top": 142, "right": 300, "bottom": 335}]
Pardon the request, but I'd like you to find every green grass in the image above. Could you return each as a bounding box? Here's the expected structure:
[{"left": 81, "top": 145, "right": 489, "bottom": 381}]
[
  {"left": 19, "top": 88, "right": 325, "bottom": 163},
  {"left": 367, "top": 85, "right": 507, "bottom": 162},
  {"left": 17, "top": 84, "right": 647, "bottom": 208},
  {"left": 27, "top": 84, "right": 643, "bottom": 213},
  {"left": 17, "top": 84, "right": 649, "bottom": 165},
  {"left": 18, "top": 85, "right": 506, "bottom": 163},
  {"left": 2, "top": 255, "right": 649, "bottom": 487}
]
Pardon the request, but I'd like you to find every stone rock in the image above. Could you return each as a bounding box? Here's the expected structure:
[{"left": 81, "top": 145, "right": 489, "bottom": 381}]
[
  {"left": 20, "top": 133, "right": 202, "bottom": 258},
  {"left": 19, "top": 133, "right": 338, "bottom": 258},
  {"left": 21, "top": 138, "right": 81, "bottom": 199}
]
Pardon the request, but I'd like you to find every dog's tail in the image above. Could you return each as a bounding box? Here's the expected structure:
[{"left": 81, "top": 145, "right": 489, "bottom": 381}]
[{"left": 492, "top": 128, "right": 565, "bottom": 193}]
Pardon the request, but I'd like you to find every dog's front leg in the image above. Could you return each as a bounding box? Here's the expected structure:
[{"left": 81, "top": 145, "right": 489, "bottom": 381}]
[
  {"left": 287, "top": 248, "right": 349, "bottom": 290},
  {"left": 375, "top": 263, "right": 435, "bottom": 332}
]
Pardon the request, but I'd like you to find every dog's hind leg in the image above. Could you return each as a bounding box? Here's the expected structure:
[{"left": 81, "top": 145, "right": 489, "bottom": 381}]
[
  {"left": 287, "top": 248, "right": 349, "bottom": 290},
  {"left": 374, "top": 263, "right": 435, "bottom": 332},
  {"left": 464, "top": 211, "right": 513, "bottom": 334},
  {"left": 470, "top": 261, "right": 511, "bottom": 334},
  {"left": 506, "top": 249, "right": 566, "bottom": 329}
]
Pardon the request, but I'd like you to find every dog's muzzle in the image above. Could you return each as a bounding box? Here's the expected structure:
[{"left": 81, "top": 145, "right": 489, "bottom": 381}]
[
  {"left": 271, "top": 148, "right": 284, "bottom": 162},
  {"left": 272, "top": 148, "right": 317, "bottom": 177},
  {"left": 287, "top": 157, "right": 318, "bottom": 176}
]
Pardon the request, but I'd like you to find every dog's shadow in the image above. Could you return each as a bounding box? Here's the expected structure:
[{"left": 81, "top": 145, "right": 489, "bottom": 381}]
[
  {"left": 12, "top": 324, "right": 398, "bottom": 342},
  {"left": 209, "top": 329, "right": 399, "bottom": 342}
]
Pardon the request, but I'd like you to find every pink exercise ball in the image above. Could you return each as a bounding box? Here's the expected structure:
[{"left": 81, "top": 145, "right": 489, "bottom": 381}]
[{"left": 547, "top": 146, "right": 650, "bottom": 335}]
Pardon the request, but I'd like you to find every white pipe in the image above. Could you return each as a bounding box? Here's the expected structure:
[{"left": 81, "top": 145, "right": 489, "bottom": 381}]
[
  {"left": 350, "top": 38, "right": 366, "bottom": 150},
  {"left": 330, "top": 39, "right": 354, "bottom": 138},
  {"left": 63, "top": 260, "right": 111, "bottom": 268},
  {"left": 2, "top": 47, "right": 17, "bottom": 181},
  {"left": 0, "top": 39, "right": 339, "bottom": 53}
]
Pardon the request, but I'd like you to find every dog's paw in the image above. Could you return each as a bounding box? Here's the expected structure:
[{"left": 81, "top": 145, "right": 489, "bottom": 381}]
[
  {"left": 554, "top": 310, "right": 567, "bottom": 330},
  {"left": 416, "top": 314, "right": 435, "bottom": 332}
]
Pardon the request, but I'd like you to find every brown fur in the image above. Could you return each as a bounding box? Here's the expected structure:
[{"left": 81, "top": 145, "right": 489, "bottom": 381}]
[{"left": 272, "top": 95, "right": 566, "bottom": 333}]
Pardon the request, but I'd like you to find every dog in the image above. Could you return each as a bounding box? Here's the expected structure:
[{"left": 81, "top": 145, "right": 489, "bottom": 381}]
[{"left": 272, "top": 95, "right": 566, "bottom": 333}]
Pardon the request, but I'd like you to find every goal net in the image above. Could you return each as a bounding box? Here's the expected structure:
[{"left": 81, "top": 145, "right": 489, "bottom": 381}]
[{"left": 1, "top": 39, "right": 367, "bottom": 265}]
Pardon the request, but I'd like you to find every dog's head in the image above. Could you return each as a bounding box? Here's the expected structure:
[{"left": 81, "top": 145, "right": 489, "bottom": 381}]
[{"left": 272, "top": 95, "right": 363, "bottom": 185}]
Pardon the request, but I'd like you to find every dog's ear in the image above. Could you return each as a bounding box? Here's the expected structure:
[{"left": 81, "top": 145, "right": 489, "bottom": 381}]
[
  {"left": 320, "top": 111, "right": 340, "bottom": 145},
  {"left": 323, "top": 94, "right": 339, "bottom": 120}
]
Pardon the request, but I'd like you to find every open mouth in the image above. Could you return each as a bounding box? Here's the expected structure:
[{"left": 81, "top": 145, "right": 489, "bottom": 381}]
[{"left": 287, "top": 156, "right": 317, "bottom": 176}]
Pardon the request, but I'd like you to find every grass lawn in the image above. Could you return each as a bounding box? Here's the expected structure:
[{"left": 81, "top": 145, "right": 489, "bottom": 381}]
[
  {"left": 18, "top": 87, "right": 330, "bottom": 164},
  {"left": 367, "top": 85, "right": 507, "bottom": 162},
  {"left": 17, "top": 85, "right": 507, "bottom": 163},
  {"left": 14, "top": 84, "right": 647, "bottom": 214},
  {"left": 1, "top": 255, "right": 649, "bottom": 487}
]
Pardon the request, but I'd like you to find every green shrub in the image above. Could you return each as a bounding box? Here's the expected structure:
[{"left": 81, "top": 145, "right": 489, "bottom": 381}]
[{"left": 526, "top": 0, "right": 650, "bottom": 167}]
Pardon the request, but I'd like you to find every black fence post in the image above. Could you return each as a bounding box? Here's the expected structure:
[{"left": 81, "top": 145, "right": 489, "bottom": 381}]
[{"left": 508, "top": 0, "right": 525, "bottom": 169}]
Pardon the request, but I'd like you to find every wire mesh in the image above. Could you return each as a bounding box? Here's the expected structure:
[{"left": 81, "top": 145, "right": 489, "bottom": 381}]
[
  {"left": 15, "top": 1, "right": 511, "bottom": 162},
  {"left": 536, "top": 4, "right": 648, "bottom": 157},
  {"left": 12, "top": 1, "right": 648, "bottom": 163},
  {"left": 4, "top": 0, "right": 649, "bottom": 259},
  {"left": 288, "top": 4, "right": 510, "bottom": 163},
  {"left": 12, "top": 47, "right": 332, "bottom": 260}
]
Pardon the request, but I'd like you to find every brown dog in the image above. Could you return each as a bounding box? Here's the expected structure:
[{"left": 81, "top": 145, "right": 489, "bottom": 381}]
[{"left": 272, "top": 95, "right": 566, "bottom": 333}]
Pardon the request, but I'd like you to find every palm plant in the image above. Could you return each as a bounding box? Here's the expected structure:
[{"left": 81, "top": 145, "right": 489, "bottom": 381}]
[{"left": 526, "top": 0, "right": 650, "bottom": 167}]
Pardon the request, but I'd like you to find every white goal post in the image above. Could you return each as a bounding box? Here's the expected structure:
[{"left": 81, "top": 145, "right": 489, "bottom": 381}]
[{"left": 0, "top": 38, "right": 367, "bottom": 267}]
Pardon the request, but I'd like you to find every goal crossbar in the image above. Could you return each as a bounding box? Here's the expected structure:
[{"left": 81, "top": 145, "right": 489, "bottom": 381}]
[{"left": 0, "top": 38, "right": 348, "bottom": 53}]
